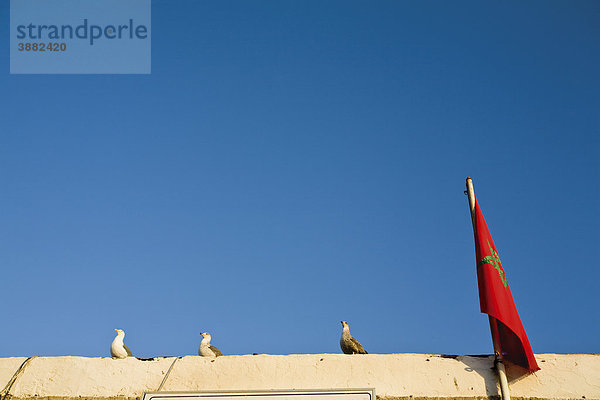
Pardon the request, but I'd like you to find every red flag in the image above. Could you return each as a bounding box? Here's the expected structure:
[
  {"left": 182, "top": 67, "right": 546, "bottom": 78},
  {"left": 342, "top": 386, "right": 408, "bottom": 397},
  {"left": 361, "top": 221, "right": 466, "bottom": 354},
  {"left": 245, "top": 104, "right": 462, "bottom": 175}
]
[{"left": 473, "top": 199, "right": 540, "bottom": 372}]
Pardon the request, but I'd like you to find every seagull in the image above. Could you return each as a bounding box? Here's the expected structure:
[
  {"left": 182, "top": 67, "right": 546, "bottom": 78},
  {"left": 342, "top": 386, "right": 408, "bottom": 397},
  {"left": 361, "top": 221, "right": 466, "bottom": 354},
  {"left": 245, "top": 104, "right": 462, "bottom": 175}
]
[
  {"left": 199, "top": 332, "right": 223, "bottom": 357},
  {"left": 110, "top": 329, "right": 133, "bottom": 359},
  {"left": 340, "top": 321, "right": 367, "bottom": 354}
]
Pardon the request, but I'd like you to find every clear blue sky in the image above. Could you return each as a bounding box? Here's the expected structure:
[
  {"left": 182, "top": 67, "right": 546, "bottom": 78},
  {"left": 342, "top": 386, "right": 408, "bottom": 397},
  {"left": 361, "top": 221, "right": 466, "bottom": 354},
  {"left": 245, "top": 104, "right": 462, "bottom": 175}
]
[{"left": 1, "top": 0, "right": 598, "bottom": 358}]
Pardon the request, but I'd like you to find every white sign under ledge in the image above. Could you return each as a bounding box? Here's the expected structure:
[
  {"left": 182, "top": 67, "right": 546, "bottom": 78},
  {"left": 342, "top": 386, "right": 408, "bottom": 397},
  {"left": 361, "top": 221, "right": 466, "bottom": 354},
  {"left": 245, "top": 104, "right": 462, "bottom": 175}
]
[{"left": 142, "top": 389, "right": 376, "bottom": 400}]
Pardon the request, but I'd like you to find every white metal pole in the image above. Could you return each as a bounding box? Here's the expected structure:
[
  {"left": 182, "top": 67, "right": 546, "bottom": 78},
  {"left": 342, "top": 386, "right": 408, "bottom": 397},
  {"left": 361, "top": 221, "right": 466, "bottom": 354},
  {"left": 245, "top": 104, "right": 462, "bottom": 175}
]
[{"left": 465, "top": 177, "right": 511, "bottom": 400}]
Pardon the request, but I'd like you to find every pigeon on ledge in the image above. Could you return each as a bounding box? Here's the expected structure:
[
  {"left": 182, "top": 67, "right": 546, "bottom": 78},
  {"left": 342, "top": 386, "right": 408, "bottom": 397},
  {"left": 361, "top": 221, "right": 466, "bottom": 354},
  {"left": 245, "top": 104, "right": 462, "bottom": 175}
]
[
  {"left": 340, "top": 321, "right": 367, "bottom": 354},
  {"left": 110, "top": 329, "right": 132, "bottom": 359},
  {"left": 199, "top": 332, "right": 223, "bottom": 357}
]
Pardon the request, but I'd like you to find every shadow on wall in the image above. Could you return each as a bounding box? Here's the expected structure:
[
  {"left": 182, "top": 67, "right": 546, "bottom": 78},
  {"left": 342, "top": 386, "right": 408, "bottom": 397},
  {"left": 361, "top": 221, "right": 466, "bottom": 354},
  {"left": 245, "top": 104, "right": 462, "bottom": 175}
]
[
  {"left": 456, "top": 354, "right": 541, "bottom": 397},
  {"left": 505, "top": 360, "right": 537, "bottom": 385},
  {"left": 455, "top": 355, "right": 500, "bottom": 398}
]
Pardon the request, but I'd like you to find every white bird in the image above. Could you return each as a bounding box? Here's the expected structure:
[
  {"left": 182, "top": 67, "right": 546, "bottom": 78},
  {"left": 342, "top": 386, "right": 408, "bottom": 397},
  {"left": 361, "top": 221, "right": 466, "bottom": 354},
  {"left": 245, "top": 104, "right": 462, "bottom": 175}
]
[
  {"left": 110, "top": 329, "right": 132, "bottom": 359},
  {"left": 340, "top": 321, "right": 367, "bottom": 354},
  {"left": 199, "top": 332, "right": 223, "bottom": 357}
]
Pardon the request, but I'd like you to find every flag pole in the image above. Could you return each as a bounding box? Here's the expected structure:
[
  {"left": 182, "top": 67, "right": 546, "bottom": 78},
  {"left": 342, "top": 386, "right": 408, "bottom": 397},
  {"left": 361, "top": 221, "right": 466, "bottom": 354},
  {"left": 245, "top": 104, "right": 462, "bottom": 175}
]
[{"left": 466, "top": 177, "right": 511, "bottom": 400}]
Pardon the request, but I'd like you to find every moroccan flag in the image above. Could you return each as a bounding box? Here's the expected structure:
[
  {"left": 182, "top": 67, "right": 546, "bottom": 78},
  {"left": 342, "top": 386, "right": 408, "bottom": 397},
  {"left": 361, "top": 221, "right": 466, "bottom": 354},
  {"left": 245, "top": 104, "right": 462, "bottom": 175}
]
[{"left": 472, "top": 199, "right": 540, "bottom": 373}]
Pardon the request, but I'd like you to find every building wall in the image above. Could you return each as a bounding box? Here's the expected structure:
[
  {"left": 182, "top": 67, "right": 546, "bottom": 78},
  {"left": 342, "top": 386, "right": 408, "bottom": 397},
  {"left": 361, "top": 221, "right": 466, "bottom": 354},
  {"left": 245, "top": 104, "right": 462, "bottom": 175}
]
[{"left": 1, "top": 354, "right": 599, "bottom": 400}]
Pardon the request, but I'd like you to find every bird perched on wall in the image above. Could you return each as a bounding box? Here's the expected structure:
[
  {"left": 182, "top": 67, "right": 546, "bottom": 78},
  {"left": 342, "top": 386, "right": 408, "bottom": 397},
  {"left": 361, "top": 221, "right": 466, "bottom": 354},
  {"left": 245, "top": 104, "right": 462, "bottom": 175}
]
[
  {"left": 199, "top": 332, "right": 223, "bottom": 357},
  {"left": 340, "top": 321, "right": 368, "bottom": 354},
  {"left": 110, "top": 329, "right": 133, "bottom": 359}
]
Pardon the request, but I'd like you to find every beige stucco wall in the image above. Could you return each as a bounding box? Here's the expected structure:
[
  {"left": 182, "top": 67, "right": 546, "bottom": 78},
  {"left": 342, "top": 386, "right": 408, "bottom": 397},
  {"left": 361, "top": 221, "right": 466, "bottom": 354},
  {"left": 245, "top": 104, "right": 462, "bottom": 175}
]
[{"left": 1, "top": 354, "right": 598, "bottom": 400}]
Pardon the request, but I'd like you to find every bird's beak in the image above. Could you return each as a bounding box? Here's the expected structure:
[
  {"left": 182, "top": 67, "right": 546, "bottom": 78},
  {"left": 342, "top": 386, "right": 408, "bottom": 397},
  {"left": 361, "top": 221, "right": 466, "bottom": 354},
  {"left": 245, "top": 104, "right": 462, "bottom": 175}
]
[{"left": 114, "top": 329, "right": 118, "bottom": 332}]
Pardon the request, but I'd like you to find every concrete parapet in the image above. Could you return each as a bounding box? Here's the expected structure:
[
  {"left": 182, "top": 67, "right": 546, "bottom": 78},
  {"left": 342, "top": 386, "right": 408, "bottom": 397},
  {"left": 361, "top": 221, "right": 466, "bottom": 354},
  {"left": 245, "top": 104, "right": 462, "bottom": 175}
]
[{"left": 0, "top": 354, "right": 598, "bottom": 400}]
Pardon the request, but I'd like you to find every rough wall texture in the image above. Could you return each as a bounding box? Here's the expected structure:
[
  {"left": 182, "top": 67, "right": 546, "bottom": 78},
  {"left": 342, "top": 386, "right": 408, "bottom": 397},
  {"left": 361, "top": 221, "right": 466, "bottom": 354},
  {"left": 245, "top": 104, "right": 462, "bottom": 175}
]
[{"left": 1, "top": 354, "right": 598, "bottom": 400}]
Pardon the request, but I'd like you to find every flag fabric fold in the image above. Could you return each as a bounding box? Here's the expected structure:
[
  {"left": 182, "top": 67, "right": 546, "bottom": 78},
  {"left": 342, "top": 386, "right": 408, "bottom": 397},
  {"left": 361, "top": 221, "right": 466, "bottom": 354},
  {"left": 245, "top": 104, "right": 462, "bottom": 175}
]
[{"left": 472, "top": 199, "right": 540, "bottom": 373}]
